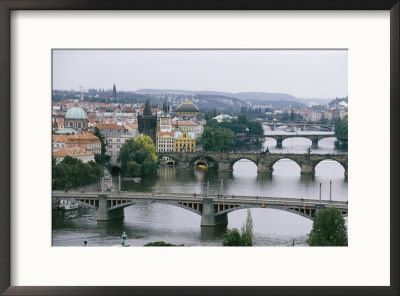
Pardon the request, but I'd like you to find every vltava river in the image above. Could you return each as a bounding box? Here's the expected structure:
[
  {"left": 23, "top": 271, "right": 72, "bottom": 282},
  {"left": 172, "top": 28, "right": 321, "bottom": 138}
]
[{"left": 52, "top": 127, "right": 348, "bottom": 247}]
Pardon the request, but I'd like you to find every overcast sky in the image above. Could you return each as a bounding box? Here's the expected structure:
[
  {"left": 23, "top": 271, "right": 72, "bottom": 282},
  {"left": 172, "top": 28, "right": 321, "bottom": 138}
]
[{"left": 53, "top": 49, "right": 347, "bottom": 99}]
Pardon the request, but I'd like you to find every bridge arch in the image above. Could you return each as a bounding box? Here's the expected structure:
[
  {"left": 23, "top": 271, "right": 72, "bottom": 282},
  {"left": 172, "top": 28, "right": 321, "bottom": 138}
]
[
  {"left": 230, "top": 157, "right": 259, "bottom": 167},
  {"left": 107, "top": 200, "right": 203, "bottom": 216},
  {"left": 281, "top": 136, "right": 312, "bottom": 147},
  {"left": 314, "top": 158, "right": 347, "bottom": 176},
  {"left": 111, "top": 166, "right": 121, "bottom": 175},
  {"left": 158, "top": 154, "right": 181, "bottom": 165},
  {"left": 271, "top": 157, "right": 302, "bottom": 174},
  {"left": 215, "top": 204, "right": 314, "bottom": 220},
  {"left": 189, "top": 155, "right": 218, "bottom": 169}
]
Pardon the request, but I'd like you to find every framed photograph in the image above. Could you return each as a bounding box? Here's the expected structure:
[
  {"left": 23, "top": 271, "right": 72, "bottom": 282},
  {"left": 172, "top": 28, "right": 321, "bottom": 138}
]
[{"left": 1, "top": 1, "right": 398, "bottom": 295}]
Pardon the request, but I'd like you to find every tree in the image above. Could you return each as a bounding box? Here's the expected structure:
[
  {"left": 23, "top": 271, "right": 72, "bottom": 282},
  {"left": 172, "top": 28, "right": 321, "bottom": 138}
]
[
  {"left": 334, "top": 115, "right": 348, "bottom": 137},
  {"left": 307, "top": 207, "right": 348, "bottom": 246},
  {"left": 93, "top": 127, "right": 111, "bottom": 166},
  {"left": 222, "top": 229, "right": 243, "bottom": 246},
  {"left": 241, "top": 209, "right": 254, "bottom": 246},
  {"left": 247, "top": 121, "right": 263, "bottom": 136},
  {"left": 118, "top": 136, "right": 158, "bottom": 177},
  {"left": 201, "top": 127, "right": 236, "bottom": 152},
  {"left": 52, "top": 156, "right": 104, "bottom": 190},
  {"left": 222, "top": 209, "right": 254, "bottom": 246}
]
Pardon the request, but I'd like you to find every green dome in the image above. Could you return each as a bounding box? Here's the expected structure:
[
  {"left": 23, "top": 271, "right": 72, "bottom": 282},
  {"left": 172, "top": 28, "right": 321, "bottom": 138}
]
[{"left": 65, "top": 100, "right": 88, "bottom": 120}]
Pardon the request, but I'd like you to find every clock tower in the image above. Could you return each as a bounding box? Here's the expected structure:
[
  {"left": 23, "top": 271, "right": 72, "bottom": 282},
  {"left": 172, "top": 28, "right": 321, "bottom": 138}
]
[{"left": 159, "top": 96, "right": 172, "bottom": 132}]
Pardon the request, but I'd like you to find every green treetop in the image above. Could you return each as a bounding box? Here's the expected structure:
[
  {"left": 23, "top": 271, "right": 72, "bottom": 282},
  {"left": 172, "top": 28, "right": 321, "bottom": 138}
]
[
  {"left": 334, "top": 115, "right": 348, "bottom": 137},
  {"left": 222, "top": 209, "right": 254, "bottom": 246},
  {"left": 118, "top": 135, "right": 158, "bottom": 178},
  {"left": 201, "top": 127, "right": 236, "bottom": 152},
  {"left": 307, "top": 207, "right": 348, "bottom": 246},
  {"left": 93, "top": 127, "right": 111, "bottom": 166}
]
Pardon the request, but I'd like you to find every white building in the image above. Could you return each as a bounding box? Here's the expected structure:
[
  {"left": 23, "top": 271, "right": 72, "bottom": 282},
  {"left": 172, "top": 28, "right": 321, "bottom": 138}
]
[
  {"left": 97, "top": 124, "right": 137, "bottom": 165},
  {"left": 156, "top": 131, "right": 175, "bottom": 153}
]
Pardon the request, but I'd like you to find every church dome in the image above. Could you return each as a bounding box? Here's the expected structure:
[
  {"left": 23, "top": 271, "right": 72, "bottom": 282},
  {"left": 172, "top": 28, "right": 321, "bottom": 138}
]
[
  {"left": 176, "top": 101, "right": 199, "bottom": 113},
  {"left": 65, "top": 100, "right": 88, "bottom": 120}
]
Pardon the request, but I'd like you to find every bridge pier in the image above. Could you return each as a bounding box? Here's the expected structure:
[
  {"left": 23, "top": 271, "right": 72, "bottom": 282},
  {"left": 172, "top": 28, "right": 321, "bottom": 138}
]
[
  {"left": 178, "top": 161, "right": 191, "bottom": 170},
  {"left": 300, "top": 163, "right": 315, "bottom": 175},
  {"left": 276, "top": 138, "right": 283, "bottom": 147},
  {"left": 311, "top": 137, "right": 319, "bottom": 147},
  {"left": 217, "top": 161, "right": 233, "bottom": 172},
  {"left": 201, "top": 198, "right": 228, "bottom": 226},
  {"left": 97, "top": 194, "right": 125, "bottom": 221},
  {"left": 257, "top": 162, "right": 273, "bottom": 174}
]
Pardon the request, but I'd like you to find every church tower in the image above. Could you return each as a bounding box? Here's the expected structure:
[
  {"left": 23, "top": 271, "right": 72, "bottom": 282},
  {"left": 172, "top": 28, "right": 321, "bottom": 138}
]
[
  {"left": 159, "top": 96, "right": 172, "bottom": 132},
  {"left": 112, "top": 84, "right": 117, "bottom": 101},
  {"left": 138, "top": 98, "right": 157, "bottom": 144}
]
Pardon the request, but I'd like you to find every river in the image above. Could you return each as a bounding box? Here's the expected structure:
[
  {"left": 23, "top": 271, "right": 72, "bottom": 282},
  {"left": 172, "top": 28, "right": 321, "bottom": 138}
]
[{"left": 52, "top": 125, "right": 348, "bottom": 247}]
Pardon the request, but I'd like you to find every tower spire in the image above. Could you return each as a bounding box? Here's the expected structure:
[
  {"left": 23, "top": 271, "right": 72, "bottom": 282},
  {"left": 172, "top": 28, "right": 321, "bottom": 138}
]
[
  {"left": 163, "top": 95, "right": 170, "bottom": 115},
  {"left": 143, "top": 98, "right": 152, "bottom": 116},
  {"left": 112, "top": 84, "right": 117, "bottom": 100}
]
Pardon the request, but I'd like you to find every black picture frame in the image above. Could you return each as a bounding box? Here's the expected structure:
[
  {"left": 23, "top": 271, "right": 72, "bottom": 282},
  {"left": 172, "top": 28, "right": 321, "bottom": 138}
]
[{"left": 0, "top": 1, "right": 399, "bottom": 295}]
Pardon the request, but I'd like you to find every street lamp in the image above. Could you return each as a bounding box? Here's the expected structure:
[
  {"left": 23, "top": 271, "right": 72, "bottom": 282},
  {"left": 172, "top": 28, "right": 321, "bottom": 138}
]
[{"left": 83, "top": 237, "right": 88, "bottom": 247}]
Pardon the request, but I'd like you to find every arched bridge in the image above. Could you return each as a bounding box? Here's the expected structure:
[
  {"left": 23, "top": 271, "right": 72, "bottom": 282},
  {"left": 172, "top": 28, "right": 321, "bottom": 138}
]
[
  {"left": 262, "top": 133, "right": 338, "bottom": 147},
  {"left": 53, "top": 191, "right": 348, "bottom": 225},
  {"left": 157, "top": 152, "right": 348, "bottom": 176}
]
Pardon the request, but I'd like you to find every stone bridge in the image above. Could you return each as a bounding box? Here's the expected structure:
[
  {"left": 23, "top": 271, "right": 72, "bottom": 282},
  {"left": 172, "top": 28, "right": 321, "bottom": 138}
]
[
  {"left": 262, "top": 133, "right": 337, "bottom": 147},
  {"left": 157, "top": 152, "right": 348, "bottom": 176},
  {"left": 52, "top": 191, "right": 348, "bottom": 225}
]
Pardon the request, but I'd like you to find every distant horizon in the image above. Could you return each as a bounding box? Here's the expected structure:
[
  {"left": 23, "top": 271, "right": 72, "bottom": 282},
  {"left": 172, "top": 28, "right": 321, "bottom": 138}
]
[
  {"left": 53, "top": 87, "right": 347, "bottom": 101},
  {"left": 53, "top": 50, "right": 347, "bottom": 100}
]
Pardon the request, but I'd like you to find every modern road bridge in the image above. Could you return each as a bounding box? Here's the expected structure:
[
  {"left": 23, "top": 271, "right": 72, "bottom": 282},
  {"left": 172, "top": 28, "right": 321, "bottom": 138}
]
[
  {"left": 53, "top": 191, "right": 348, "bottom": 225},
  {"left": 157, "top": 152, "right": 348, "bottom": 176}
]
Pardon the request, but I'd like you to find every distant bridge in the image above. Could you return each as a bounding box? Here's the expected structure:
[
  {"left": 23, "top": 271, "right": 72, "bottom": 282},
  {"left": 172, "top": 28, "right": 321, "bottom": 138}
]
[
  {"left": 157, "top": 152, "right": 348, "bottom": 176},
  {"left": 261, "top": 133, "right": 337, "bottom": 147},
  {"left": 53, "top": 191, "right": 348, "bottom": 225},
  {"left": 260, "top": 120, "right": 335, "bottom": 131}
]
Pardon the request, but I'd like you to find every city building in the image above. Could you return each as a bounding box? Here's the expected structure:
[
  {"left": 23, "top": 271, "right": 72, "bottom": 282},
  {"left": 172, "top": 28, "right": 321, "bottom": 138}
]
[
  {"left": 54, "top": 127, "right": 79, "bottom": 135},
  {"left": 175, "top": 101, "right": 199, "bottom": 118},
  {"left": 156, "top": 132, "right": 175, "bottom": 153},
  {"left": 159, "top": 97, "right": 172, "bottom": 132},
  {"left": 52, "top": 147, "right": 95, "bottom": 163},
  {"left": 65, "top": 132, "right": 101, "bottom": 155},
  {"left": 156, "top": 97, "right": 175, "bottom": 153},
  {"left": 64, "top": 99, "right": 88, "bottom": 131},
  {"left": 212, "top": 114, "right": 233, "bottom": 122},
  {"left": 52, "top": 135, "right": 69, "bottom": 152},
  {"left": 174, "top": 131, "right": 196, "bottom": 152},
  {"left": 138, "top": 99, "right": 157, "bottom": 144},
  {"left": 175, "top": 121, "right": 203, "bottom": 139},
  {"left": 96, "top": 123, "right": 137, "bottom": 165}
]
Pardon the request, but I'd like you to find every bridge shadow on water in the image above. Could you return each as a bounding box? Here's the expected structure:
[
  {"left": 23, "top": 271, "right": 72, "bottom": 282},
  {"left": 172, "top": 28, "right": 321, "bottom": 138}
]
[{"left": 200, "top": 224, "right": 228, "bottom": 241}]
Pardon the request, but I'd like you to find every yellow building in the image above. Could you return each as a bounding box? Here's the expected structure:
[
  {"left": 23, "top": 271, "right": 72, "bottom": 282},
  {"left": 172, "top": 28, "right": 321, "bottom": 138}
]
[{"left": 174, "top": 131, "right": 196, "bottom": 152}]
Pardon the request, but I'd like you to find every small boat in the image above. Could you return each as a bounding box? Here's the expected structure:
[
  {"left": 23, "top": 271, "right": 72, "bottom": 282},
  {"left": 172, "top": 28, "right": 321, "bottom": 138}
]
[
  {"left": 57, "top": 200, "right": 79, "bottom": 211},
  {"left": 197, "top": 165, "right": 208, "bottom": 169}
]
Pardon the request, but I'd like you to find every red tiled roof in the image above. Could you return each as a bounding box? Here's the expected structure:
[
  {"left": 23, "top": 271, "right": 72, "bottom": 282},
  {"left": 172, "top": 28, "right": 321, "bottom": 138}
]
[
  {"left": 53, "top": 147, "right": 94, "bottom": 157},
  {"left": 157, "top": 132, "right": 174, "bottom": 137},
  {"left": 95, "top": 123, "right": 122, "bottom": 130}
]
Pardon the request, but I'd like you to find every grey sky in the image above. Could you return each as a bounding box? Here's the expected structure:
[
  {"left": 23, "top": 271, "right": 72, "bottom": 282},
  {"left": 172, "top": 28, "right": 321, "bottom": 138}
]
[{"left": 53, "top": 49, "right": 347, "bottom": 99}]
